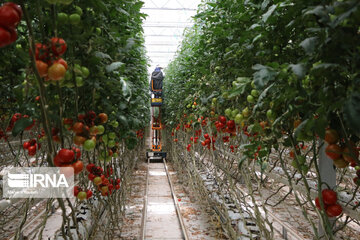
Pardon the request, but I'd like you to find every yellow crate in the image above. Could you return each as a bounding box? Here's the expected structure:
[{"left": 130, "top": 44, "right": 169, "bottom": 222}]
[{"left": 151, "top": 98, "right": 162, "bottom": 103}]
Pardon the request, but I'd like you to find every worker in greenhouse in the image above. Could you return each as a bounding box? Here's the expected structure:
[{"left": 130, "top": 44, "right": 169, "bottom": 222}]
[{"left": 150, "top": 66, "right": 164, "bottom": 93}]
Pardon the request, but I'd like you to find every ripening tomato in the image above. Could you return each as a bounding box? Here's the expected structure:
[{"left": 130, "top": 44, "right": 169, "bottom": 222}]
[
  {"left": 54, "top": 58, "right": 68, "bottom": 69},
  {"left": 48, "top": 63, "right": 66, "bottom": 81},
  {"left": 98, "top": 113, "right": 108, "bottom": 123},
  {"left": 342, "top": 144, "right": 359, "bottom": 163},
  {"left": 324, "top": 129, "right": 339, "bottom": 144},
  {"left": 36, "top": 60, "right": 48, "bottom": 77},
  {"left": 51, "top": 37, "right": 67, "bottom": 56},
  {"left": 72, "top": 160, "right": 83, "bottom": 174},
  {"left": 325, "top": 144, "right": 342, "bottom": 160},
  {"left": 73, "top": 135, "right": 86, "bottom": 146},
  {"left": 72, "top": 122, "right": 84, "bottom": 134},
  {"left": 77, "top": 191, "right": 87, "bottom": 201}
]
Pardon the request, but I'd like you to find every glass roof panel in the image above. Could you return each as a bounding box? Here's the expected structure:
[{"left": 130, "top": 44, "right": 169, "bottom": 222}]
[{"left": 141, "top": 0, "right": 201, "bottom": 74}]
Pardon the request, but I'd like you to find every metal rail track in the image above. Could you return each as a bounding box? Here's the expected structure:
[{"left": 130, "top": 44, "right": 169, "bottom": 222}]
[{"left": 140, "top": 158, "right": 189, "bottom": 240}]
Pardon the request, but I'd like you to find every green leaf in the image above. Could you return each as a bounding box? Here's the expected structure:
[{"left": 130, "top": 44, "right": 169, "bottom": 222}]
[
  {"left": 314, "top": 115, "right": 327, "bottom": 139},
  {"left": 262, "top": 4, "right": 277, "bottom": 23},
  {"left": 12, "top": 118, "right": 33, "bottom": 137},
  {"left": 94, "top": 51, "right": 112, "bottom": 60},
  {"left": 289, "top": 64, "right": 305, "bottom": 79},
  {"left": 343, "top": 93, "right": 360, "bottom": 134},
  {"left": 300, "top": 37, "right": 318, "bottom": 55},
  {"left": 106, "top": 62, "right": 124, "bottom": 73},
  {"left": 252, "top": 64, "right": 277, "bottom": 88}
]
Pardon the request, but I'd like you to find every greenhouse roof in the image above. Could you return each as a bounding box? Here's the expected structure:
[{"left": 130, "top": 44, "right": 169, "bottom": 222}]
[{"left": 141, "top": 0, "right": 201, "bottom": 73}]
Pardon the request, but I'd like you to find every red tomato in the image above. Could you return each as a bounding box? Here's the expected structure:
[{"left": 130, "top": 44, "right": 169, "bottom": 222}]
[
  {"left": 54, "top": 58, "right": 68, "bottom": 70},
  {"left": 326, "top": 204, "right": 342, "bottom": 217},
  {"left": 57, "top": 149, "right": 75, "bottom": 163},
  {"left": 86, "top": 190, "right": 93, "bottom": 199},
  {"left": 218, "top": 115, "right": 227, "bottom": 124},
  {"left": 0, "top": 5, "right": 21, "bottom": 28},
  {"left": 51, "top": 37, "right": 67, "bottom": 56},
  {"left": 73, "top": 186, "right": 80, "bottom": 196},
  {"left": 342, "top": 144, "right": 359, "bottom": 163},
  {"left": 322, "top": 189, "right": 337, "bottom": 205},
  {"left": 3, "top": 3, "right": 22, "bottom": 19},
  {"left": 72, "top": 147, "right": 81, "bottom": 160},
  {"left": 204, "top": 133, "right": 209, "bottom": 139},
  {"left": 23, "top": 141, "right": 31, "bottom": 149},
  {"left": 86, "top": 163, "right": 95, "bottom": 172},
  {"left": 88, "top": 173, "right": 95, "bottom": 181},
  {"left": 48, "top": 63, "right": 66, "bottom": 81},
  {"left": 0, "top": 26, "right": 11, "bottom": 47},
  {"left": 28, "top": 145, "right": 36, "bottom": 156},
  {"left": 33, "top": 43, "right": 49, "bottom": 61},
  {"left": 325, "top": 144, "right": 342, "bottom": 160},
  {"left": 227, "top": 120, "right": 235, "bottom": 129},
  {"left": 72, "top": 160, "right": 83, "bottom": 174}
]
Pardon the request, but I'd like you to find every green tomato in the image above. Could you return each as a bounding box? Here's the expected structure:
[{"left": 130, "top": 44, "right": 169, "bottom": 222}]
[
  {"left": 111, "top": 121, "right": 119, "bottom": 128},
  {"left": 102, "top": 134, "right": 109, "bottom": 144},
  {"left": 266, "top": 109, "right": 275, "bottom": 120},
  {"left": 251, "top": 80, "right": 256, "bottom": 89},
  {"left": 247, "top": 95, "right": 255, "bottom": 103},
  {"left": 81, "top": 67, "right": 90, "bottom": 78},
  {"left": 75, "top": 6, "right": 83, "bottom": 16},
  {"left": 215, "top": 66, "right": 221, "bottom": 72},
  {"left": 212, "top": 97, "right": 217, "bottom": 104},
  {"left": 234, "top": 113, "right": 243, "bottom": 124},
  {"left": 97, "top": 125, "right": 105, "bottom": 134},
  {"left": 187, "top": 104, "right": 191, "bottom": 109},
  {"left": 65, "top": 71, "right": 72, "bottom": 81},
  {"left": 108, "top": 140, "right": 116, "bottom": 148},
  {"left": 69, "top": 13, "right": 81, "bottom": 25},
  {"left": 108, "top": 132, "right": 116, "bottom": 139},
  {"left": 251, "top": 89, "right": 259, "bottom": 97},
  {"left": 16, "top": 44, "right": 22, "bottom": 49},
  {"left": 242, "top": 107, "right": 250, "bottom": 118},
  {"left": 222, "top": 92, "right": 229, "bottom": 99},
  {"left": 75, "top": 77, "right": 83, "bottom": 87},
  {"left": 232, "top": 81, "right": 239, "bottom": 87},
  {"left": 231, "top": 109, "right": 239, "bottom": 118},
  {"left": 77, "top": 191, "right": 87, "bottom": 201},
  {"left": 83, "top": 139, "right": 96, "bottom": 151},
  {"left": 225, "top": 108, "right": 232, "bottom": 117},
  {"left": 192, "top": 105, "right": 196, "bottom": 109},
  {"left": 57, "top": 13, "right": 68, "bottom": 24},
  {"left": 95, "top": 27, "right": 102, "bottom": 35}
]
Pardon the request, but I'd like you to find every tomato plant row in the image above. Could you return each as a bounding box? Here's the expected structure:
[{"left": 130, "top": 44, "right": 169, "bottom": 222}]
[{"left": 164, "top": 0, "right": 360, "bottom": 239}]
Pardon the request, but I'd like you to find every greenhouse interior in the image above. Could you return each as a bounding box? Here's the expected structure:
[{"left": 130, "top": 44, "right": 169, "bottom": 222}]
[{"left": 0, "top": 0, "right": 359, "bottom": 239}]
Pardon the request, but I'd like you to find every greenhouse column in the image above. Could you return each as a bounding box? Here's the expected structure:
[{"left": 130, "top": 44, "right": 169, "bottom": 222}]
[{"left": 318, "top": 140, "right": 336, "bottom": 238}]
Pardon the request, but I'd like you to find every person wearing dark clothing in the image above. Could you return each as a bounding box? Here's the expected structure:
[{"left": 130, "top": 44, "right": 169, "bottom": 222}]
[{"left": 150, "top": 67, "right": 164, "bottom": 92}]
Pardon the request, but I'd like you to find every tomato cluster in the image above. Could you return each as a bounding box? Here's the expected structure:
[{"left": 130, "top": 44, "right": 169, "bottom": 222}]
[
  {"left": 64, "top": 111, "right": 108, "bottom": 151},
  {"left": 136, "top": 129, "right": 144, "bottom": 139},
  {"left": 324, "top": 129, "right": 360, "bottom": 169},
  {"left": 73, "top": 186, "right": 92, "bottom": 201},
  {"left": 200, "top": 133, "right": 216, "bottom": 150},
  {"left": 86, "top": 163, "right": 120, "bottom": 196},
  {"left": 34, "top": 37, "right": 68, "bottom": 81},
  {"left": 23, "top": 139, "right": 41, "bottom": 156},
  {"left": 54, "top": 147, "right": 83, "bottom": 175},
  {"left": 0, "top": 2, "right": 22, "bottom": 48},
  {"left": 315, "top": 189, "right": 343, "bottom": 217}
]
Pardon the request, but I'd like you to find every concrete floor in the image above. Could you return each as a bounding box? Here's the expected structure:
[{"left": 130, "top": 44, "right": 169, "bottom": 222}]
[{"left": 145, "top": 163, "right": 183, "bottom": 239}]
